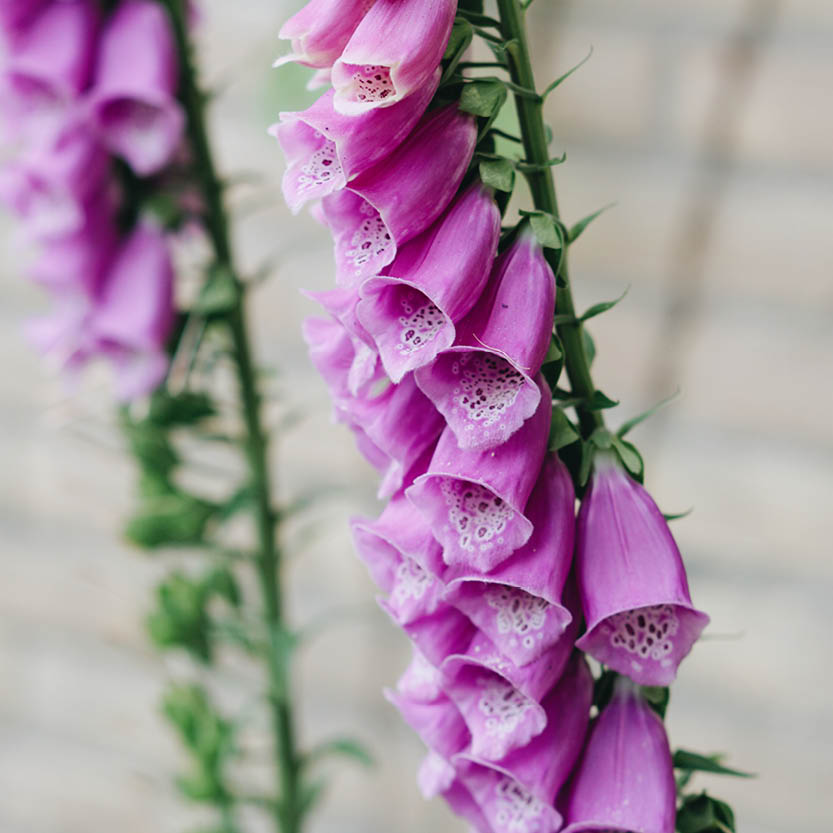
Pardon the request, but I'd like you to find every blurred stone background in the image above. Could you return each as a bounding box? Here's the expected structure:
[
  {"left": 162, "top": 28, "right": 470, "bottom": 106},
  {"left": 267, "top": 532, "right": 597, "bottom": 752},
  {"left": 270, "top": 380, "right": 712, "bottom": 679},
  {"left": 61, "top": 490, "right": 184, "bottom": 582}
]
[{"left": 1, "top": 0, "right": 831, "bottom": 831}]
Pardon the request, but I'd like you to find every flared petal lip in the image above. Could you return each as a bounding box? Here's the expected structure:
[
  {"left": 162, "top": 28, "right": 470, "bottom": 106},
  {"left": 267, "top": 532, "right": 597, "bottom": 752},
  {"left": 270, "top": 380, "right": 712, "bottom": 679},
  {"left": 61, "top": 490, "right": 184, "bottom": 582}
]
[
  {"left": 578, "top": 598, "right": 710, "bottom": 639},
  {"left": 561, "top": 822, "right": 646, "bottom": 833},
  {"left": 359, "top": 274, "right": 453, "bottom": 322},
  {"left": 426, "top": 344, "right": 541, "bottom": 396},
  {"left": 332, "top": 59, "right": 405, "bottom": 116},
  {"left": 445, "top": 574, "right": 573, "bottom": 633}
]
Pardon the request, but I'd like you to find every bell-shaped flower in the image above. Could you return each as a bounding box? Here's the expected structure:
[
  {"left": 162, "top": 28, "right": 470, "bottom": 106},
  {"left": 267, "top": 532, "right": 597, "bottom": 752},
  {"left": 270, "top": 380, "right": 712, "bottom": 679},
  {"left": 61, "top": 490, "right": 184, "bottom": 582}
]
[
  {"left": 561, "top": 676, "right": 676, "bottom": 833},
  {"left": 575, "top": 453, "right": 709, "bottom": 686},
  {"left": 87, "top": 0, "right": 184, "bottom": 175},
  {"left": 0, "top": 124, "right": 108, "bottom": 239},
  {"left": 331, "top": 0, "right": 457, "bottom": 116},
  {"left": 321, "top": 104, "right": 476, "bottom": 285},
  {"left": 1, "top": 0, "right": 99, "bottom": 145},
  {"left": 440, "top": 621, "right": 576, "bottom": 761},
  {"left": 406, "top": 374, "right": 551, "bottom": 573},
  {"left": 274, "top": 0, "right": 375, "bottom": 70},
  {"left": 455, "top": 654, "right": 593, "bottom": 833},
  {"left": 418, "top": 754, "right": 494, "bottom": 833},
  {"left": 273, "top": 70, "right": 439, "bottom": 213},
  {"left": 415, "top": 231, "right": 555, "bottom": 451},
  {"left": 29, "top": 221, "right": 174, "bottom": 399},
  {"left": 357, "top": 183, "right": 501, "bottom": 383},
  {"left": 29, "top": 188, "right": 118, "bottom": 295},
  {"left": 442, "top": 454, "right": 576, "bottom": 667}
]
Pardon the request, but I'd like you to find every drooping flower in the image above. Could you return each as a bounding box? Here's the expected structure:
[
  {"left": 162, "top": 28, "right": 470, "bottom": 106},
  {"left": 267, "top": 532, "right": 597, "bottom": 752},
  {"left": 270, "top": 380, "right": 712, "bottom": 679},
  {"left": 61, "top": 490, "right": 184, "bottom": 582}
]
[
  {"left": 406, "top": 374, "right": 552, "bottom": 573},
  {"left": 442, "top": 454, "right": 576, "bottom": 667},
  {"left": 455, "top": 653, "right": 593, "bottom": 833},
  {"left": 330, "top": 0, "right": 457, "bottom": 116},
  {"left": 272, "top": 69, "right": 439, "bottom": 213},
  {"left": 575, "top": 453, "right": 709, "bottom": 686},
  {"left": 357, "top": 183, "right": 501, "bottom": 383},
  {"left": 321, "top": 104, "right": 476, "bottom": 285},
  {"left": 273, "top": 0, "right": 375, "bottom": 70},
  {"left": 561, "top": 675, "right": 676, "bottom": 833},
  {"left": 87, "top": 0, "right": 184, "bottom": 175},
  {"left": 1, "top": 0, "right": 99, "bottom": 144},
  {"left": 414, "top": 230, "right": 556, "bottom": 452}
]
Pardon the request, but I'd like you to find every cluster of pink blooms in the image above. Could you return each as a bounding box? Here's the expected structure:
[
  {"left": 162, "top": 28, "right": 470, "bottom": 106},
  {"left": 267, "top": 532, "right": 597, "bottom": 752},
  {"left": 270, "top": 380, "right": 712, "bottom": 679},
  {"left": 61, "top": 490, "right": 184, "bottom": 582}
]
[
  {"left": 0, "top": 0, "right": 184, "bottom": 399},
  {"left": 276, "top": 2, "right": 710, "bottom": 832}
]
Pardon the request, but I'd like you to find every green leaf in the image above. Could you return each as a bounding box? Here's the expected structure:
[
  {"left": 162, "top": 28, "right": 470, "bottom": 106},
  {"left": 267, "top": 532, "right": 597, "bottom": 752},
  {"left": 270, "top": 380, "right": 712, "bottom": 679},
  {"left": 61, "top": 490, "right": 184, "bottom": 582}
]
[
  {"left": 673, "top": 750, "right": 753, "bottom": 778},
  {"left": 458, "top": 0, "right": 484, "bottom": 13},
  {"left": 589, "top": 427, "right": 613, "bottom": 450},
  {"left": 588, "top": 390, "right": 619, "bottom": 410},
  {"left": 526, "top": 211, "right": 563, "bottom": 250},
  {"left": 297, "top": 778, "right": 328, "bottom": 819},
  {"left": 611, "top": 435, "right": 644, "bottom": 481},
  {"left": 125, "top": 492, "right": 216, "bottom": 549},
  {"left": 541, "top": 47, "right": 594, "bottom": 99},
  {"left": 194, "top": 264, "right": 239, "bottom": 315},
  {"left": 218, "top": 482, "right": 256, "bottom": 522},
  {"left": 124, "top": 421, "right": 179, "bottom": 477},
  {"left": 640, "top": 685, "right": 670, "bottom": 719},
  {"left": 202, "top": 566, "right": 242, "bottom": 608},
  {"left": 148, "top": 390, "right": 216, "bottom": 426},
  {"left": 479, "top": 157, "right": 515, "bottom": 192},
  {"left": 580, "top": 286, "right": 629, "bottom": 322},
  {"left": 663, "top": 508, "right": 693, "bottom": 522},
  {"left": 578, "top": 440, "right": 595, "bottom": 487},
  {"left": 582, "top": 329, "right": 596, "bottom": 366},
  {"left": 441, "top": 19, "right": 473, "bottom": 83},
  {"left": 459, "top": 79, "right": 507, "bottom": 118},
  {"left": 617, "top": 388, "right": 681, "bottom": 437},
  {"left": 304, "top": 737, "right": 375, "bottom": 769},
  {"left": 549, "top": 408, "right": 580, "bottom": 451},
  {"left": 567, "top": 202, "right": 616, "bottom": 243},
  {"left": 676, "top": 793, "right": 736, "bottom": 833},
  {"left": 543, "top": 335, "right": 562, "bottom": 364}
]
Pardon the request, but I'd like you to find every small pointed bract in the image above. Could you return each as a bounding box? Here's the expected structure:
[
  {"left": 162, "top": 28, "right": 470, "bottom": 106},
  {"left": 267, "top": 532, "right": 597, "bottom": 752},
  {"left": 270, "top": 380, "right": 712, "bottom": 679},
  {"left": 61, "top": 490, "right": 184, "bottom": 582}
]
[
  {"left": 443, "top": 454, "right": 576, "bottom": 667},
  {"left": 88, "top": 0, "right": 184, "bottom": 175},
  {"left": 1, "top": 0, "right": 99, "bottom": 144},
  {"left": 562, "top": 676, "right": 676, "bottom": 833},
  {"left": 274, "top": 0, "right": 375, "bottom": 70},
  {"left": 357, "top": 183, "right": 501, "bottom": 383},
  {"left": 321, "top": 104, "right": 476, "bottom": 285},
  {"left": 456, "top": 654, "right": 593, "bottom": 833},
  {"left": 406, "top": 374, "right": 551, "bottom": 573},
  {"left": 273, "top": 70, "right": 439, "bottom": 213},
  {"left": 575, "top": 454, "right": 709, "bottom": 686},
  {"left": 415, "top": 231, "right": 556, "bottom": 451},
  {"left": 331, "top": 0, "right": 457, "bottom": 116}
]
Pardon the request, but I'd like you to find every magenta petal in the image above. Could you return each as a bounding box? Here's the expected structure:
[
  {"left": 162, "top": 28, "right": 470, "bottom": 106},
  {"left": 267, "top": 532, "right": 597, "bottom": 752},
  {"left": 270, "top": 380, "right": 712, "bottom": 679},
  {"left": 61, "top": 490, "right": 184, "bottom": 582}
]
[
  {"left": 562, "top": 678, "right": 676, "bottom": 833},
  {"left": 575, "top": 455, "right": 709, "bottom": 686},
  {"left": 92, "top": 222, "right": 174, "bottom": 354},
  {"left": 406, "top": 374, "right": 551, "bottom": 572},
  {"left": 453, "top": 655, "right": 592, "bottom": 833},
  {"left": 331, "top": 0, "right": 456, "bottom": 115},
  {"left": 275, "top": 0, "right": 374, "bottom": 70},
  {"left": 385, "top": 689, "right": 470, "bottom": 760},
  {"left": 442, "top": 454, "right": 575, "bottom": 666},
  {"left": 2, "top": 0, "right": 98, "bottom": 141},
  {"left": 415, "top": 233, "right": 555, "bottom": 451},
  {"left": 322, "top": 105, "right": 476, "bottom": 285},
  {"left": 87, "top": 0, "right": 184, "bottom": 175},
  {"left": 357, "top": 183, "right": 501, "bottom": 382},
  {"left": 402, "top": 604, "right": 476, "bottom": 669},
  {"left": 274, "top": 71, "right": 439, "bottom": 213}
]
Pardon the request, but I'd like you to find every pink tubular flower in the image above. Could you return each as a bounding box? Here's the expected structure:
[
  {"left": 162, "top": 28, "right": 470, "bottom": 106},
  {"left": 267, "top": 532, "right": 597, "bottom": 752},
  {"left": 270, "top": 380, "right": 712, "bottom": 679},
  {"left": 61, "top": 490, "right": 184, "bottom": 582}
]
[
  {"left": 406, "top": 374, "right": 552, "bottom": 573},
  {"left": 357, "top": 183, "right": 501, "bottom": 383},
  {"left": 414, "top": 231, "right": 556, "bottom": 452},
  {"left": 562, "top": 676, "right": 676, "bottom": 833},
  {"left": 272, "top": 69, "right": 439, "bottom": 213},
  {"left": 274, "top": 0, "right": 375, "bottom": 70},
  {"left": 442, "top": 454, "right": 576, "bottom": 667},
  {"left": 0, "top": 125, "right": 108, "bottom": 239},
  {"left": 574, "top": 454, "right": 709, "bottom": 686},
  {"left": 321, "top": 104, "right": 477, "bottom": 285},
  {"left": 331, "top": 0, "right": 457, "bottom": 116},
  {"left": 1, "top": 0, "right": 99, "bottom": 144},
  {"left": 87, "top": 0, "right": 184, "bottom": 175},
  {"left": 455, "top": 653, "right": 593, "bottom": 833}
]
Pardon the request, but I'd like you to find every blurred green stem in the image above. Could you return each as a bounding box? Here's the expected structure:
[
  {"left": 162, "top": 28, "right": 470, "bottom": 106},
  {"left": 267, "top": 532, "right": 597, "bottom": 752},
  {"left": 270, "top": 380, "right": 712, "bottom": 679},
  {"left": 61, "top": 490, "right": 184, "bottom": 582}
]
[
  {"left": 496, "top": 0, "right": 604, "bottom": 438},
  {"left": 161, "top": 2, "right": 300, "bottom": 831}
]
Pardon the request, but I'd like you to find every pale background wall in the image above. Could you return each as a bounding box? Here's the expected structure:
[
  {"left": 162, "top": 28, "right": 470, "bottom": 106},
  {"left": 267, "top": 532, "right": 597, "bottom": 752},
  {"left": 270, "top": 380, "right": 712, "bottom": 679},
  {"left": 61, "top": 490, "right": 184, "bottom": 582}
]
[{"left": 1, "top": 1, "right": 831, "bottom": 831}]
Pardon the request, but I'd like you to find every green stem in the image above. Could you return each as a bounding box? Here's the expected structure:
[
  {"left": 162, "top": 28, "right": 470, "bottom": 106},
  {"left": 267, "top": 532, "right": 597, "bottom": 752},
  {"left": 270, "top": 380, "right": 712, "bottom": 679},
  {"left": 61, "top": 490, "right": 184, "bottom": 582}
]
[
  {"left": 495, "top": 0, "right": 603, "bottom": 437},
  {"left": 161, "top": 3, "right": 300, "bottom": 831}
]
